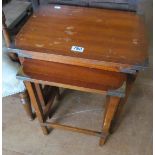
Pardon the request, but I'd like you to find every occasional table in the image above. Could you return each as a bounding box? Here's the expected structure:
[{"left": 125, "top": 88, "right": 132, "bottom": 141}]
[{"left": 10, "top": 5, "right": 148, "bottom": 146}]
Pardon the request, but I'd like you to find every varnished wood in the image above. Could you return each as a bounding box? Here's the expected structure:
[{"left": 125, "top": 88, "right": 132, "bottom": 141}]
[
  {"left": 13, "top": 4, "right": 148, "bottom": 146},
  {"left": 17, "top": 62, "right": 125, "bottom": 145},
  {"left": 19, "top": 91, "right": 35, "bottom": 120},
  {"left": 12, "top": 49, "right": 141, "bottom": 73},
  {"left": 99, "top": 95, "right": 120, "bottom": 145},
  {"left": 34, "top": 83, "right": 46, "bottom": 107},
  {"left": 15, "top": 5, "right": 148, "bottom": 73},
  {"left": 43, "top": 122, "right": 104, "bottom": 138},
  {"left": 110, "top": 73, "right": 138, "bottom": 133},
  {"left": 24, "top": 81, "right": 49, "bottom": 135},
  {"left": 19, "top": 58, "right": 126, "bottom": 93},
  {"left": 43, "top": 87, "right": 58, "bottom": 120},
  {"left": 27, "top": 82, "right": 59, "bottom": 124},
  {"left": 43, "top": 85, "right": 59, "bottom": 103}
]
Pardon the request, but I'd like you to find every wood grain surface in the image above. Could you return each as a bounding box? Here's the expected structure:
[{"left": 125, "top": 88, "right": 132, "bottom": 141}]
[
  {"left": 15, "top": 5, "right": 148, "bottom": 72},
  {"left": 20, "top": 58, "right": 126, "bottom": 93}
]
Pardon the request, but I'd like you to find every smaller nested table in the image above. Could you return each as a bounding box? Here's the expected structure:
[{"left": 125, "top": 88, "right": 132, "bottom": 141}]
[{"left": 10, "top": 5, "right": 148, "bottom": 146}]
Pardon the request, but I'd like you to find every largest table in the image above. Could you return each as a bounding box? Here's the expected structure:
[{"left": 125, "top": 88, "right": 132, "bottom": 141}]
[{"left": 11, "top": 4, "right": 148, "bottom": 146}]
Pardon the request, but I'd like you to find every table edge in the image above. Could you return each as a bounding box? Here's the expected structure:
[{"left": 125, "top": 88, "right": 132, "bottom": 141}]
[{"left": 9, "top": 47, "right": 148, "bottom": 74}]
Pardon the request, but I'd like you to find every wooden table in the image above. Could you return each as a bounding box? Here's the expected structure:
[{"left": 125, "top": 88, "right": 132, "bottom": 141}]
[{"left": 10, "top": 5, "right": 148, "bottom": 146}]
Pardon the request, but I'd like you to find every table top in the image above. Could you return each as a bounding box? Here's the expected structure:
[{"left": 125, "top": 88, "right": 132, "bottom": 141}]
[{"left": 15, "top": 5, "right": 148, "bottom": 73}]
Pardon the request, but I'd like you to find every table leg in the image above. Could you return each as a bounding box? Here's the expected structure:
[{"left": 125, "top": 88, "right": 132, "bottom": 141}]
[
  {"left": 34, "top": 83, "right": 46, "bottom": 107},
  {"left": 24, "top": 81, "right": 49, "bottom": 135},
  {"left": 110, "top": 74, "right": 137, "bottom": 133},
  {"left": 99, "top": 95, "right": 120, "bottom": 146},
  {"left": 19, "top": 90, "right": 35, "bottom": 121}
]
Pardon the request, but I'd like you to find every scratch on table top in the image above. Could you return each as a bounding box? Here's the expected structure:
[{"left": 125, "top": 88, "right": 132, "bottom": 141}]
[
  {"left": 120, "top": 56, "right": 126, "bottom": 59},
  {"left": 32, "top": 15, "right": 37, "bottom": 18},
  {"left": 57, "top": 37, "right": 71, "bottom": 42},
  {"left": 66, "top": 26, "right": 74, "bottom": 30},
  {"left": 65, "top": 30, "right": 76, "bottom": 35},
  {"left": 105, "top": 55, "right": 110, "bottom": 58},
  {"left": 57, "top": 37, "right": 62, "bottom": 40},
  {"left": 19, "top": 37, "right": 24, "bottom": 40},
  {"left": 111, "top": 37, "right": 114, "bottom": 41},
  {"left": 72, "top": 10, "right": 80, "bottom": 13},
  {"left": 108, "top": 49, "right": 112, "bottom": 54},
  {"left": 132, "top": 39, "right": 138, "bottom": 45},
  {"left": 64, "top": 37, "right": 72, "bottom": 42},
  {"left": 35, "top": 44, "right": 44, "bottom": 48},
  {"left": 31, "top": 28, "right": 34, "bottom": 31},
  {"left": 96, "top": 19, "right": 103, "bottom": 22},
  {"left": 53, "top": 41, "right": 60, "bottom": 45}
]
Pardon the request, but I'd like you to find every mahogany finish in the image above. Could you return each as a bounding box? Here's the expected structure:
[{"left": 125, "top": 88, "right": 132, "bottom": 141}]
[
  {"left": 21, "top": 58, "right": 126, "bottom": 92},
  {"left": 99, "top": 95, "right": 120, "bottom": 145},
  {"left": 13, "top": 4, "right": 148, "bottom": 146},
  {"left": 15, "top": 5, "right": 148, "bottom": 73}
]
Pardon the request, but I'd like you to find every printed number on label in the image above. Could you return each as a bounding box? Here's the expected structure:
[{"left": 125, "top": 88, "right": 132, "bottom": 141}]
[{"left": 71, "top": 46, "right": 84, "bottom": 53}]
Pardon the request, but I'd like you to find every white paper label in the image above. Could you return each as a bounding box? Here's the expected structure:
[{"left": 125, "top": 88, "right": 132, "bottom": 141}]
[
  {"left": 54, "top": 6, "right": 61, "bottom": 9},
  {"left": 71, "top": 46, "right": 84, "bottom": 53}
]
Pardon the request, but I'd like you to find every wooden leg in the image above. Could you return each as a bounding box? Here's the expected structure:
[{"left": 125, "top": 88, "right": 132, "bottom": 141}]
[
  {"left": 110, "top": 73, "right": 138, "bottom": 133},
  {"left": 33, "top": 83, "right": 60, "bottom": 121},
  {"left": 99, "top": 95, "right": 120, "bottom": 146},
  {"left": 24, "top": 81, "right": 49, "bottom": 135},
  {"left": 19, "top": 91, "right": 35, "bottom": 121},
  {"left": 34, "top": 83, "right": 46, "bottom": 107}
]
